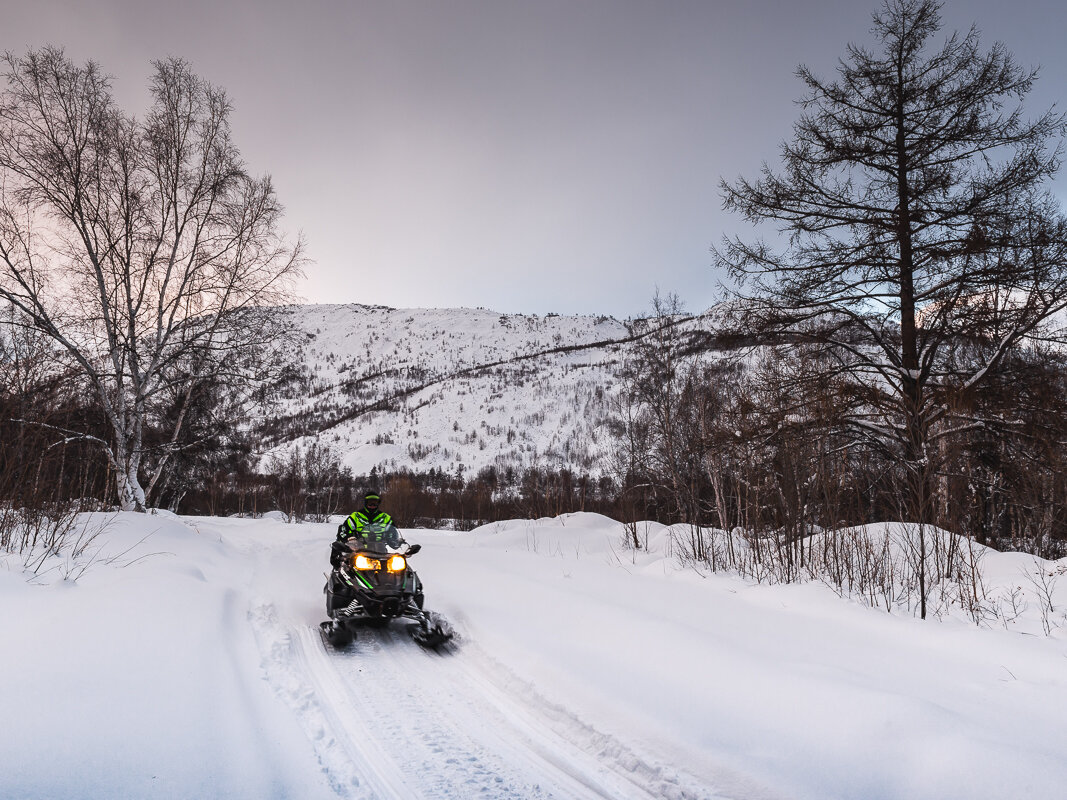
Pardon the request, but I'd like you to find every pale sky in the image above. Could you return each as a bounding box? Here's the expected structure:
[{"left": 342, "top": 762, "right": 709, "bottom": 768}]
[{"left": 4, "top": 1, "right": 1067, "bottom": 316}]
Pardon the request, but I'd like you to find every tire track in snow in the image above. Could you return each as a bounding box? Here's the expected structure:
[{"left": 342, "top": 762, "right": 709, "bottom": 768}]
[
  {"left": 262, "top": 610, "right": 732, "bottom": 800},
  {"left": 300, "top": 623, "right": 584, "bottom": 799},
  {"left": 293, "top": 625, "right": 418, "bottom": 799},
  {"left": 248, "top": 601, "right": 369, "bottom": 799},
  {"left": 444, "top": 640, "right": 727, "bottom": 800}
]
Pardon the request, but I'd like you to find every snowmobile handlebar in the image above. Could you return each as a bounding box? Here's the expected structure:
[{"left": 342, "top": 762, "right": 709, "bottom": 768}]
[{"left": 338, "top": 541, "right": 420, "bottom": 556}]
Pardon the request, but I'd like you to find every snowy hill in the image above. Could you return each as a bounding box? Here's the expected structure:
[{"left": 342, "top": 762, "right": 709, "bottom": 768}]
[
  {"left": 3, "top": 512, "right": 1066, "bottom": 799},
  {"left": 258, "top": 304, "right": 653, "bottom": 476}
]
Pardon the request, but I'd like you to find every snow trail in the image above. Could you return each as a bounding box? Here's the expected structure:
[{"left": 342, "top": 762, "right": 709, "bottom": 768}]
[{"left": 250, "top": 597, "right": 725, "bottom": 800}]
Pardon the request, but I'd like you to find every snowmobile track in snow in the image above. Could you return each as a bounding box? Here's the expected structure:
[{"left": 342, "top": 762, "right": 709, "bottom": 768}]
[{"left": 251, "top": 600, "right": 723, "bottom": 800}]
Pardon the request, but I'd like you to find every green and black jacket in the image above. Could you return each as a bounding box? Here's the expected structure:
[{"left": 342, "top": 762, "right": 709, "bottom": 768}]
[{"left": 338, "top": 509, "right": 401, "bottom": 548}]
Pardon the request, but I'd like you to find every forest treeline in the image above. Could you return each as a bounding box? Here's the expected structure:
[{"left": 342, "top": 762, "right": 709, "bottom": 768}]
[
  {"left": 4, "top": 303, "right": 1066, "bottom": 562},
  {"left": 614, "top": 302, "right": 1067, "bottom": 561},
  {"left": 0, "top": 320, "right": 628, "bottom": 529}
]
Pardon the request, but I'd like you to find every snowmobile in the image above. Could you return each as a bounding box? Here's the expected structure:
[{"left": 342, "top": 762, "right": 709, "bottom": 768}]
[{"left": 320, "top": 521, "right": 453, "bottom": 650}]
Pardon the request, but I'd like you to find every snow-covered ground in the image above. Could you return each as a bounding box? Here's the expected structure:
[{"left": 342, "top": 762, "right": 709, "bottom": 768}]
[{"left": 3, "top": 512, "right": 1066, "bottom": 799}]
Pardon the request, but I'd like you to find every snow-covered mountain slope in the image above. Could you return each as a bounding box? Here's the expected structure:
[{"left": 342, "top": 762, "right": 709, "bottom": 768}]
[
  {"left": 3, "top": 512, "right": 1066, "bottom": 799},
  {"left": 260, "top": 304, "right": 646, "bottom": 476}
]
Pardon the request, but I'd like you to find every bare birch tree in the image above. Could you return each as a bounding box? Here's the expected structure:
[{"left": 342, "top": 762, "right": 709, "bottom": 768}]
[
  {"left": 717, "top": 0, "right": 1067, "bottom": 614},
  {"left": 0, "top": 48, "right": 303, "bottom": 511}
]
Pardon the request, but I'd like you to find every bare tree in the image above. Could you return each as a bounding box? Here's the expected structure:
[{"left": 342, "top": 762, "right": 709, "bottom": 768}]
[
  {"left": 618, "top": 293, "right": 695, "bottom": 521},
  {"left": 717, "top": 0, "right": 1067, "bottom": 613},
  {"left": 0, "top": 48, "right": 303, "bottom": 511}
]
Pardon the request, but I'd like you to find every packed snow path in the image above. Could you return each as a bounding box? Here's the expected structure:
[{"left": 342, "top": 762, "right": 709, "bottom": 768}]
[
  {"left": 253, "top": 617, "right": 716, "bottom": 799},
  {"left": 243, "top": 521, "right": 723, "bottom": 800}
]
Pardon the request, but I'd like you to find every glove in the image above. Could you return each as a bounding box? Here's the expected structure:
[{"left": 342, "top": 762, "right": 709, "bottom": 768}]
[{"left": 330, "top": 540, "right": 346, "bottom": 568}]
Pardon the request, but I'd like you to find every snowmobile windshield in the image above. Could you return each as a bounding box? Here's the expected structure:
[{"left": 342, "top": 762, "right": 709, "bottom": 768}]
[{"left": 354, "top": 520, "right": 402, "bottom": 552}]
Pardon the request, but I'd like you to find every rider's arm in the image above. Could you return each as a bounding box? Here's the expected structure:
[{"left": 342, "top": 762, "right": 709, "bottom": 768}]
[
  {"left": 337, "top": 514, "right": 358, "bottom": 541},
  {"left": 329, "top": 540, "right": 348, "bottom": 567}
]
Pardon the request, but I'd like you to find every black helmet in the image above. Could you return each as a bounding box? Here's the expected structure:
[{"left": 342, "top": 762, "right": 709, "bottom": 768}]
[{"left": 363, "top": 490, "right": 381, "bottom": 511}]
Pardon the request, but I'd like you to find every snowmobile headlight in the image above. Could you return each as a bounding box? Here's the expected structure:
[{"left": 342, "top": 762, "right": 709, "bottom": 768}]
[
  {"left": 353, "top": 554, "right": 380, "bottom": 571},
  {"left": 386, "top": 554, "right": 407, "bottom": 573}
]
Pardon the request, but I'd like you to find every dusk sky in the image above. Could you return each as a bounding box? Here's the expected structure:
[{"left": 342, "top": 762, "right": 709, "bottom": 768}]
[{"left": 5, "top": 1, "right": 1067, "bottom": 317}]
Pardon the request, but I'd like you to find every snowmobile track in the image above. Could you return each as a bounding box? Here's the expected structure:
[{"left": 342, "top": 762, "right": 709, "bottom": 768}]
[
  {"left": 291, "top": 618, "right": 722, "bottom": 799},
  {"left": 250, "top": 588, "right": 723, "bottom": 800}
]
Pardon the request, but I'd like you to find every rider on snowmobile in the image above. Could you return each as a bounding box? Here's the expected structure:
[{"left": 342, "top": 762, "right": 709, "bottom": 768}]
[
  {"left": 332, "top": 490, "right": 404, "bottom": 566},
  {"left": 322, "top": 488, "right": 451, "bottom": 649}
]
